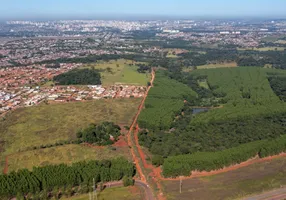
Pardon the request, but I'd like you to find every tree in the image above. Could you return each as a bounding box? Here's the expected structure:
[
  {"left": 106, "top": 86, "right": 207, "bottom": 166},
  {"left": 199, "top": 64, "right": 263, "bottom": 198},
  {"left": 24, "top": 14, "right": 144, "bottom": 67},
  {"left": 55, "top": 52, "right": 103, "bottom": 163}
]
[
  {"left": 77, "top": 122, "right": 121, "bottom": 145},
  {"left": 122, "top": 176, "right": 134, "bottom": 187},
  {"left": 152, "top": 155, "right": 164, "bottom": 166}
]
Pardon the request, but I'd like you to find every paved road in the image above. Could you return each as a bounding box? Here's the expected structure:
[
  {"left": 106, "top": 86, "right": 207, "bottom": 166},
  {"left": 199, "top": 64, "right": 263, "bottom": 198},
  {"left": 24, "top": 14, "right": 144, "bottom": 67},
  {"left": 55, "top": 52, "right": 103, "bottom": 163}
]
[
  {"left": 105, "top": 180, "right": 155, "bottom": 200},
  {"left": 243, "top": 187, "right": 286, "bottom": 200}
]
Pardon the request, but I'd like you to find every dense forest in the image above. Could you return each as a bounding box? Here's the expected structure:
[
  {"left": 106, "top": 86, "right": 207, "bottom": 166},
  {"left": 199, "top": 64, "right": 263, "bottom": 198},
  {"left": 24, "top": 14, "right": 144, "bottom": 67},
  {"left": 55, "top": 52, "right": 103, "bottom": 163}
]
[
  {"left": 136, "top": 63, "right": 151, "bottom": 73},
  {"left": 139, "top": 105, "right": 286, "bottom": 157},
  {"left": 138, "top": 70, "right": 197, "bottom": 130},
  {"left": 138, "top": 67, "right": 286, "bottom": 177},
  {"left": 182, "top": 68, "right": 286, "bottom": 123},
  {"left": 0, "top": 158, "right": 135, "bottom": 199},
  {"left": 53, "top": 68, "right": 101, "bottom": 85},
  {"left": 156, "top": 48, "right": 286, "bottom": 70},
  {"left": 77, "top": 122, "right": 121, "bottom": 145},
  {"left": 268, "top": 74, "right": 286, "bottom": 102}
]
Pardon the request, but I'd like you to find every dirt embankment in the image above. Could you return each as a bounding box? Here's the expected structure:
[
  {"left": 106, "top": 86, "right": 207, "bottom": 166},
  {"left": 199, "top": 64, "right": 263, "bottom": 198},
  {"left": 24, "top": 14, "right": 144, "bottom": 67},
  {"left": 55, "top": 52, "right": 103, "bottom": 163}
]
[{"left": 3, "top": 156, "right": 8, "bottom": 174}]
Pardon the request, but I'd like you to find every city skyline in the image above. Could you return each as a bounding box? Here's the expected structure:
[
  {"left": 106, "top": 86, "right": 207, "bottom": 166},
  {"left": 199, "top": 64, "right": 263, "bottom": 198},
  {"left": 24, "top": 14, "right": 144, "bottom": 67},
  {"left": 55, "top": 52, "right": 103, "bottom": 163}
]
[{"left": 1, "top": 0, "right": 286, "bottom": 20}]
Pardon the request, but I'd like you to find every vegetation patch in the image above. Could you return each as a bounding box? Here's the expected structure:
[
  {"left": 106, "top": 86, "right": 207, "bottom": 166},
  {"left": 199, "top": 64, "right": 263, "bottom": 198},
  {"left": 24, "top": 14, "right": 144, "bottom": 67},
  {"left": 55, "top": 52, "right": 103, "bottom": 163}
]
[
  {"left": 64, "top": 186, "right": 144, "bottom": 200},
  {"left": 138, "top": 70, "right": 197, "bottom": 130},
  {"left": 76, "top": 122, "right": 121, "bottom": 145},
  {"left": 162, "top": 133, "right": 286, "bottom": 177},
  {"left": 190, "top": 67, "right": 286, "bottom": 123},
  {"left": 8, "top": 144, "right": 131, "bottom": 172},
  {"left": 197, "top": 62, "right": 237, "bottom": 69},
  {"left": 267, "top": 71, "right": 286, "bottom": 102},
  {"left": 0, "top": 158, "right": 135, "bottom": 199},
  {"left": 53, "top": 68, "right": 101, "bottom": 85},
  {"left": 0, "top": 98, "right": 141, "bottom": 160},
  {"left": 163, "top": 157, "right": 286, "bottom": 200},
  {"left": 237, "top": 47, "right": 285, "bottom": 51},
  {"left": 138, "top": 67, "right": 286, "bottom": 177}
]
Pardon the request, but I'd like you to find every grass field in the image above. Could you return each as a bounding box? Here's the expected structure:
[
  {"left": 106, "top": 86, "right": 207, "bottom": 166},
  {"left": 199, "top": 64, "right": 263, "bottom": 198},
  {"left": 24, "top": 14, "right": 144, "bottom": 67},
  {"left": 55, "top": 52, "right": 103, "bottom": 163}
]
[
  {"left": 64, "top": 186, "right": 144, "bottom": 200},
  {"left": 163, "top": 157, "right": 286, "bottom": 200},
  {"left": 275, "top": 40, "right": 286, "bottom": 44},
  {"left": 237, "top": 47, "right": 285, "bottom": 51},
  {"left": 0, "top": 98, "right": 141, "bottom": 159},
  {"left": 7, "top": 144, "right": 131, "bottom": 172},
  {"left": 197, "top": 62, "right": 237, "bottom": 69},
  {"left": 262, "top": 36, "right": 284, "bottom": 43},
  {"left": 82, "top": 59, "right": 150, "bottom": 86},
  {"left": 190, "top": 67, "right": 286, "bottom": 123},
  {"left": 189, "top": 50, "right": 206, "bottom": 54},
  {"left": 41, "top": 80, "right": 55, "bottom": 87},
  {"left": 166, "top": 54, "right": 178, "bottom": 58},
  {"left": 197, "top": 79, "right": 209, "bottom": 89}
]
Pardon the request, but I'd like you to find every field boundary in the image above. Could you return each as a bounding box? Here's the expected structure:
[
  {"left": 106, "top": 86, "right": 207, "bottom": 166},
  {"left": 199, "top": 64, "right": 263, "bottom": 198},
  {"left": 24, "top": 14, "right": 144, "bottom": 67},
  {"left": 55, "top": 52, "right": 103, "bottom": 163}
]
[{"left": 160, "top": 152, "right": 286, "bottom": 181}]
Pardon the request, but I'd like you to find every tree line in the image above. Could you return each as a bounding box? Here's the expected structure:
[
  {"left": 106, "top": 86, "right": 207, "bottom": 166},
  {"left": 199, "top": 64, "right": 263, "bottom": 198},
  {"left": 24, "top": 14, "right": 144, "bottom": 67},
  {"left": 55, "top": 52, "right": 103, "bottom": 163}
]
[
  {"left": 268, "top": 74, "right": 286, "bottom": 102},
  {"left": 162, "top": 134, "right": 286, "bottom": 177},
  {"left": 0, "top": 158, "right": 135, "bottom": 199},
  {"left": 139, "top": 105, "right": 286, "bottom": 158}
]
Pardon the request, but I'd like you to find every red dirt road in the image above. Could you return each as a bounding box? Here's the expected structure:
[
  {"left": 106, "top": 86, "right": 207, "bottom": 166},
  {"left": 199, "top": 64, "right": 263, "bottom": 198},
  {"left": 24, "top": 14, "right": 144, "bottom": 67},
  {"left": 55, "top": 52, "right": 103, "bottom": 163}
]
[
  {"left": 126, "top": 69, "right": 164, "bottom": 199},
  {"left": 134, "top": 124, "right": 166, "bottom": 200}
]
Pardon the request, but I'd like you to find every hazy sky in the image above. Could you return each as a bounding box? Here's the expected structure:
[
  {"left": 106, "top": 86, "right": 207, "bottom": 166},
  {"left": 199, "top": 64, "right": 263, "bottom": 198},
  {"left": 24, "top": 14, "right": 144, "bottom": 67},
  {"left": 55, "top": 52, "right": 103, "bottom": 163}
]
[{"left": 1, "top": 0, "right": 286, "bottom": 20}]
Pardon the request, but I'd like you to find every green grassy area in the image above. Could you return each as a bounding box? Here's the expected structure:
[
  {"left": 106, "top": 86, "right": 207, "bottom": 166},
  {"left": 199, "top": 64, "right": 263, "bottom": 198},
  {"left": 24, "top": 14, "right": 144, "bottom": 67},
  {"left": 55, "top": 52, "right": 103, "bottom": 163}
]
[
  {"left": 166, "top": 54, "right": 178, "bottom": 58},
  {"left": 8, "top": 144, "right": 131, "bottom": 172},
  {"left": 237, "top": 47, "right": 285, "bottom": 51},
  {"left": 197, "top": 80, "right": 209, "bottom": 89},
  {"left": 64, "top": 187, "right": 144, "bottom": 200},
  {"left": 41, "top": 80, "right": 55, "bottom": 87},
  {"left": 191, "top": 67, "right": 286, "bottom": 123},
  {"left": 262, "top": 36, "right": 283, "bottom": 42},
  {"left": 0, "top": 98, "right": 141, "bottom": 162},
  {"left": 189, "top": 50, "right": 206, "bottom": 54},
  {"left": 163, "top": 157, "right": 286, "bottom": 200},
  {"left": 197, "top": 62, "right": 237, "bottom": 69},
  {"left": 82, "top": 59, "right": 150, "bottom": 86}
]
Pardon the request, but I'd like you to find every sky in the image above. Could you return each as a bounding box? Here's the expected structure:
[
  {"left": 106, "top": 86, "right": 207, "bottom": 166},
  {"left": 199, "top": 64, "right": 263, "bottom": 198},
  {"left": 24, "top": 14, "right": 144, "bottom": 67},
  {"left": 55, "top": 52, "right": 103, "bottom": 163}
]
[{"left": 1, "top": 0, "right": 286, "bottom": 20}]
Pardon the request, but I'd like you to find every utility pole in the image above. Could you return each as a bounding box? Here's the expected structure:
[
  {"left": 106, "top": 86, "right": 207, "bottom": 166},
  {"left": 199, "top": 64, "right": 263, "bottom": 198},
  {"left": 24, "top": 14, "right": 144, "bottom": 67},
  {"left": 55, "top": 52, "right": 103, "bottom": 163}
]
[{"left": 180, "top": 176, "right": 183, "bottom": 194}]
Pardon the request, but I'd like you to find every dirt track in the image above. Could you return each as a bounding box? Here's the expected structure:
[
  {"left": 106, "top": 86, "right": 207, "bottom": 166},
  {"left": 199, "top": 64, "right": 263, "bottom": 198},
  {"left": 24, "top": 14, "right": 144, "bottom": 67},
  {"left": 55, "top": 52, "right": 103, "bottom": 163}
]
[{"left": 125, "top": 69, "right": 166, "bottom": 199}]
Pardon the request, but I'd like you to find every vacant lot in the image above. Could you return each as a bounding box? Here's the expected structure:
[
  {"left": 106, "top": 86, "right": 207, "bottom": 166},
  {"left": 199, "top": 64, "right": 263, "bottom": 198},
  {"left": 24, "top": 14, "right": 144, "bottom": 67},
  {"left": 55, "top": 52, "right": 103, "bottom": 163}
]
[
  {"left": 163, "top": 157, "right": 286, "bottom": 200},
  {"left": 7, "top": 144, "right": 131, "bottom": 172},
  {"left": 237, "top": 47, "right": 285, "bottom": 51},
  {"left": 0, "top": 98, "right": 141, "bottom": 158},
  {"left": 64, "top": 186, "right": 144, "bottom": 200},
  {"left": 82, "top": 59, "right": 150, "bottom": 86},
  {"left": 197, "top": 62, "right": 237, "bottom": 69}
]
